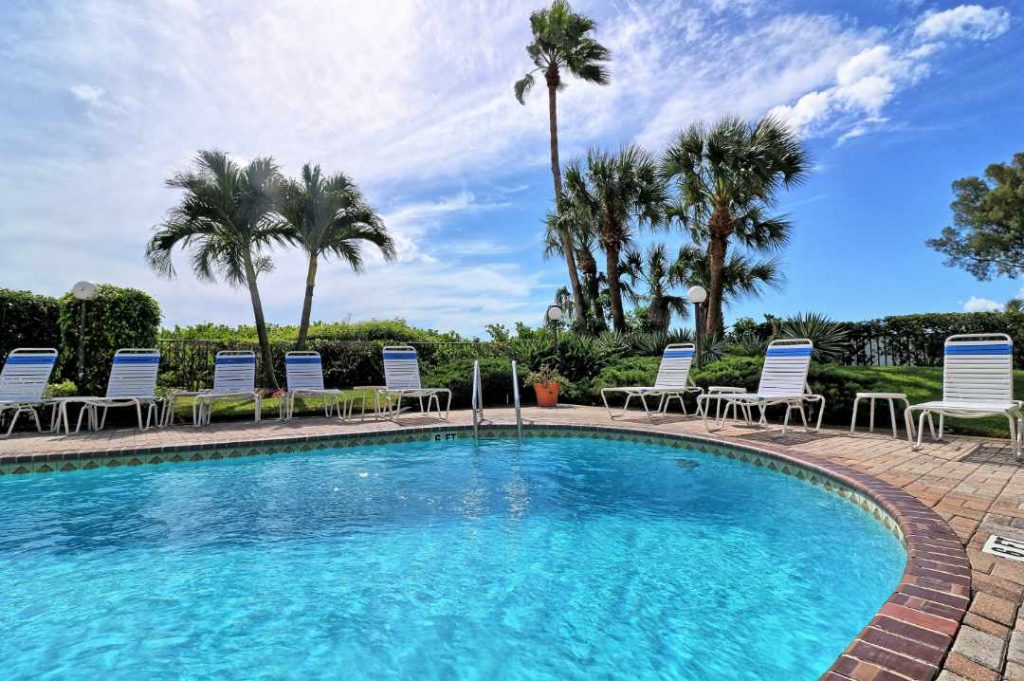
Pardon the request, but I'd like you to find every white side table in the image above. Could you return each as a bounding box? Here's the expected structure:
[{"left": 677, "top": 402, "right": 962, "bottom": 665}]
[{"left": 850, "top": 392, "right": 914, "bottom": 441}]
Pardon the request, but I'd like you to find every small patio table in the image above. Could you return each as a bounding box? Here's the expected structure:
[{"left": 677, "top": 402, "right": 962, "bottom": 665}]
[{"left": 850, "top": 392, "right": 914, "bottom": 441}]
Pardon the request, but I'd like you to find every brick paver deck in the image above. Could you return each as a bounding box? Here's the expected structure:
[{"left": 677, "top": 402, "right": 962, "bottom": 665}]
[{"left": 2, "top": 404, "right": 1022, "bottom": 680}]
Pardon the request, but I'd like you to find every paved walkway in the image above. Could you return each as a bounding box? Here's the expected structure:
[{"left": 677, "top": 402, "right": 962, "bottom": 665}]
[{"left": 2, "top": 405, "right": 1022, "bottom": 680}]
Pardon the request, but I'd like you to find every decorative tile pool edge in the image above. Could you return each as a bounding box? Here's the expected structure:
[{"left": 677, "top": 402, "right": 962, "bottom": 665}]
[{"left": 0, "top": 422, "right": 967, "bottom": 681}]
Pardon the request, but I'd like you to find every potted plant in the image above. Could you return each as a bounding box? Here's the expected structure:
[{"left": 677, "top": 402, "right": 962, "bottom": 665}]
[{"left": 525, "top": 365, "right": 566, "bottom": 407}]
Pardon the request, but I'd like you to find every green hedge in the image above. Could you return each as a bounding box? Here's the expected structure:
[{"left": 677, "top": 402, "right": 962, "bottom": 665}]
[
  {"left": 0, "top": 289, "right": 60, "bottom": 362},
  {"left": 58, "top": 285, "right": 162, "bottom": 395},
  {"left": 840, "top": 311, "right": 1024, "bottom": 366}
]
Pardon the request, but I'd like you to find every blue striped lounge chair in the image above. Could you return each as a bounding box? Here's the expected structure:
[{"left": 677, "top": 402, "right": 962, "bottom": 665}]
[
  {"left": 0, "top": 348, "right": 58, "bottom": 437},
  {"left": 382, "top": 346, "right": 451, "bottom": 422},
  {"left": 907, "top": 334, "right": 1023, "bottom": 460},
  {"left": 600, "top": 343, "right": 703, "bottom": 420},
  {"left": 284, "top": 351, "right": 348, "bottom": 420},
  {"left": 195, "top": 350, "right": 262, "bottom": 426},
  {"left": 697, "top": 338, "right": 825, "bottom": 434}
]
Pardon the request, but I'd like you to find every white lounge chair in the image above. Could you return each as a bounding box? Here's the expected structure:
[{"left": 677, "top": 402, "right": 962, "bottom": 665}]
[
  {"left": 55, "top": 348, "right": 163, "bottom": 433},
  {"left": 0, "top": 348, "right": 58, "bottom": 437},
  {"left": 381, "top": 345, "right": 451, "bottom": 421},
  {"left": 697, "top": 338, "right": 826, "bottom": 434},
  {"left": 195, "top": 350, "right": 262, "bottom": 426},
  {"left": 600, "top": 343, "right": 704, "bottom": 420},
  {"left": 907, "top": 334, "right": 1022, "bottom": 460},
  {"left": 284, "top": 351, "right": 349, "bottom": 420}
]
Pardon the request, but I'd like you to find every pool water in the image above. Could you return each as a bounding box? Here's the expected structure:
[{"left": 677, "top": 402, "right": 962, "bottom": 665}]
[{"left": 0, "top": 436, "right": 905, "bottom": 680}]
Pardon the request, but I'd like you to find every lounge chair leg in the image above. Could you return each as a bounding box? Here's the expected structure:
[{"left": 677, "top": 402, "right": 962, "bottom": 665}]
[
  {"left": 815, "top": 397, "right": 825, "bottom": 431},
  {"left": 797, "top": 403, "right": 809, "bottom": 432},
  {"left": 938, "top": 414, "right": 945, "bottom": 440},
  {"left": 927, "top": 413, "right": 937, "bottom": 441},
  {"left": 850, "top": 395, "right": 861, "bottom": 433},
  {"left": 914, "top": 411, "right": 927, "bottom": 450},
  {"left": 887, "top": 399, "right": 898, "bottom": 439},
  {"left": 782, "top": 405, "right": 792, "bottom": 434},
  {"left": 869, "top": 397, "right": 876, "bottom": 433}
]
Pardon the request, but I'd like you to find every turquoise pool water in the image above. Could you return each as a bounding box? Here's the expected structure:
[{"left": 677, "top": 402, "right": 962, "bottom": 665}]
[{"left": 0, "top": 436, "right": 905, "bottom": 680}]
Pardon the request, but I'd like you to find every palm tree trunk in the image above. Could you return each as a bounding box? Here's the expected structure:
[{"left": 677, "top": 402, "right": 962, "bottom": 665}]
[
  {"left": 705, "top": 210, "right": 729, "bottom": 337},
  {"left": 296, "top": 254, "right": 318, "bottom": 350},
  {"left": 577, "top": 244, "right": 604, "bottom": 332},
  {"left": 546, "top": 75, "right": 586, "bottom": 324},
  {"left": 242, "top": 251, "right": 279, "bottom": 389},
  {"left": 604, "top": 240, "right": 626, "bottom": 333}
]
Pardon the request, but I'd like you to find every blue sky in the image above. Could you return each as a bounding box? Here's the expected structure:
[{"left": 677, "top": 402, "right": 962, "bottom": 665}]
[{"left": 0, "top": 0, "right": 1021, "bottom": 336}]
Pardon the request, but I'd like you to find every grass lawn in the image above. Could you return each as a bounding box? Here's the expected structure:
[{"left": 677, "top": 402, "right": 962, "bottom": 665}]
[
  {"left": 839, "top": 365, "right": 1023, "bottom": 438},
  {"left": 166, "top": 389, "right": 383, "bottom": 423}
]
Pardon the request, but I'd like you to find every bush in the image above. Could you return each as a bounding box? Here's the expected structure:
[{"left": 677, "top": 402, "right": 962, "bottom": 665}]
[
  {"left": 0, "top": 289, "right": 60, "bottom": 362},
  {"left": 58, "top": 285, "right": 162, "bottom": 395},
  {"left": 421, "top": 357, "right": 521, "bottom": 409}
]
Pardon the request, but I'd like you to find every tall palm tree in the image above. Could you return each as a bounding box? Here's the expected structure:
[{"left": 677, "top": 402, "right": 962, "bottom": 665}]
[
  {"left": 147, "top": 150, "right": 288, "bottom": 387},
  {"left": 662, "top": 115, "right": 809, "bottom": 336},
  {"left": 515, "top": 0, "right": 610, "bottom": 324},
  {"left": 620, "top": 243, "right": 689, "bottom": 333},
  {"left": 278, "top": 164, "right": 395, "bottom": 349},
  {"left": 563, "top": 146, "right": 667, "bottom": 332}
]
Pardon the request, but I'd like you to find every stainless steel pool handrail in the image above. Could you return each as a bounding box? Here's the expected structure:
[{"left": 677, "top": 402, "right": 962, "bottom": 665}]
[
  {"left": 471, "top": 360, "right": 483, "bottom": 440},
  {"left": 511, "top": 360, "right": 523, "bottom": 442}
]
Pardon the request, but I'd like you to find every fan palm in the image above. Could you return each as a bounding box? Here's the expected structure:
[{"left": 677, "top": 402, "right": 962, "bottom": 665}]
[
  {"left": 662, "top": 115, "right": 809, "bottom": 336},
  {"left": 515, "top": 0, "right": 610, "bottom": 324},
  {"left": 563, "top": 146, "right": 667, "bottom": 332},
  {"left": 278, "top": 164, "right": 395, "bottom": 349},
  {"left": 671, "top": 244, "right": 785, "bottom": 307},
  {"left": 620, "top": 243, "right": 689, "bottom": 333},
  {"left": 146, "top": 150, "right": 288, "bottom": 387}
]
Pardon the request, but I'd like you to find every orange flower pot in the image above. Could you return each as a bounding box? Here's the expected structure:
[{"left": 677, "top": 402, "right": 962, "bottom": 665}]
[{"left": 533, "top": 382, "right": 560, "bottom": 407}]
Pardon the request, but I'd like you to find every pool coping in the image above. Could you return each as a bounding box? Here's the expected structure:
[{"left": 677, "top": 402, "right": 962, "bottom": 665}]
[{"left": 0, "top": 422, "right": 968, "bottom": 680}]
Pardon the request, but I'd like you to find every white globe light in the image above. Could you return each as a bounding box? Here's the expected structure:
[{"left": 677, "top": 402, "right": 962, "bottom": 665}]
[
  {"left": 71, "top": 281, "right": 98, "bottom": 301},
  {"left": 687, "top": 286, "right": 708, "bottom": 304},
  {"left": 546, "top": 305, "right": 563, "bottom": 322}
]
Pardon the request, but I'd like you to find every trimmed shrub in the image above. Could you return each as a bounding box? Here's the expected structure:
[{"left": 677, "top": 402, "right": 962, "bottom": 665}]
[
  {"left": 58, "top": 285, "right": 162, "bottom": 395},
  {"left": 421, "top": 357, "right": 521, "bottom": 409},
  {"left": 0, "top": 289, "right": 60, "bottom": 362}
]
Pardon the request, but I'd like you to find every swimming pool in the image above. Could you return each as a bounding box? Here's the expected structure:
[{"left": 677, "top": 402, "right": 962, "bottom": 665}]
[{"left": 0, "top": 435, "right": 905, "bottom": 680}]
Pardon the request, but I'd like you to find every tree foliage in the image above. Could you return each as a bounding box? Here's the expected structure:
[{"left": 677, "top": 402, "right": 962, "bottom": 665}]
[{"left": 927, "top": 152, "right": 1024, "bottom": 280}]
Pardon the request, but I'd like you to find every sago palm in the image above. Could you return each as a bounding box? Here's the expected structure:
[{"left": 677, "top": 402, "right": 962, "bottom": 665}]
[
  {"left": 146, "top": 150, "right": 289, "bottom": 387},
  {"left": 515, "top": 0, "right": 610, "bottom": 324},
  {"left": 563, "top": 145, "right": 666, "bottom": 333},
  {"left": 278, "top": 164, "right": 395, "bottom": 349},
  {"left": 663, "top": 115, "right": 809, "bottom": 336}
]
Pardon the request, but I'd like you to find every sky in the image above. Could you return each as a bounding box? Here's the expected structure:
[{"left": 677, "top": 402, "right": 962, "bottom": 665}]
[{"left": 1, "top": 0, "right": 1022, "bottom": 336}]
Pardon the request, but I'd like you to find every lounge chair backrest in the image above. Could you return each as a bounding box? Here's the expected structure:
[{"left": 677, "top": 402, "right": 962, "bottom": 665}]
[
  {"left": 757, "top": 339, "right": 813, "bottom": 397},
  {"left": 383, "top": 345, "right": 422, "bottom": 390},
  {"left": 653, "top": 343, "right": 695, "bottom": 389},
  {"left": 285, "top": 351, "right": 325, "bottom": 391},
  {"left": 0, "top": 348, "right": 58, "bottom": 402},
  {"left": 212, "top": 351, "right": 256, "bottom": 394},
  {"left": 943, "top": 334, "right": 1013, "bottom": 404},
  {"left": 105, "top": 349, "right": 160, "bottom": 398}
]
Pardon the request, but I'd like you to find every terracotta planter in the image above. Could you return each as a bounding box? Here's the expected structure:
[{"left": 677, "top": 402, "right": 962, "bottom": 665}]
[{"left": 533, "top": 382, "right": 560, "bottom": 407}]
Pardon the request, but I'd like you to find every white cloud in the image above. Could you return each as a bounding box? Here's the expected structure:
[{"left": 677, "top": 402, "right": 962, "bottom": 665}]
[
  {"left": 962, "top": 296, "right": 1003, "bottom": 312},
  {"left": 770, "top": 4, "right": 1008, "bottom": 142},
  {"left": 69, "top": 83, "right": 104, "bottom": 105},
  {"left": 916, "top": 4, "right": 1011, "bottom": 41}
]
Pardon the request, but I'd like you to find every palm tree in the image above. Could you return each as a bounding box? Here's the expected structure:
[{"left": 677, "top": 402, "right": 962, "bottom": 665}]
[
  {"left": 620, "top": 243, "right": 689, "bottom": 333},
  {"left": 278, "top": 164, "right": 395, "bottom": 349},
  {"left": 544, "top": 203, "right": 606, "bottom": 333},
  {"left": 515, "top": 0, "right": 610, "bottom": 324},
  {"left": 147, "top": 150, "right": 288, "bottom": 388},
  {"left": 671, "top": 244, "right": 784, "bottom": 307},
  {"left": 563, "top": 146, "right": 667, "bottom": 332},
  {"left": 662, "top": 115, "right": 809, "bottom": 336}
]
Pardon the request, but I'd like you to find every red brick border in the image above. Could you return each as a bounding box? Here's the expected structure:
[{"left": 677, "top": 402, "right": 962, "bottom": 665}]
[{"left": 0, "top": 422, "right": 968, "bottom": 680}]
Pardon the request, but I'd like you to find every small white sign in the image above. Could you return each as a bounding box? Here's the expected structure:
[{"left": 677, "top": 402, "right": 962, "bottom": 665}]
[{"left": 982, "top": 534, "right": 1024, "bottom": 563}]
